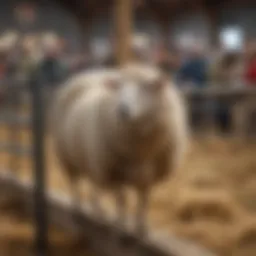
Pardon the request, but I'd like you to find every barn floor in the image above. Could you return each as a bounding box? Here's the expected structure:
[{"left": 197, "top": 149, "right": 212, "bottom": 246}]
[{"left": 0, "top": 124, "right": 256, "bottom": 256}]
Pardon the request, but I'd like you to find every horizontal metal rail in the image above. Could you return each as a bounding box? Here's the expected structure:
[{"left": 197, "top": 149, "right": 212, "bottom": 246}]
[{"left": 181, "top": 87, "right": 256, "bottom": 98}]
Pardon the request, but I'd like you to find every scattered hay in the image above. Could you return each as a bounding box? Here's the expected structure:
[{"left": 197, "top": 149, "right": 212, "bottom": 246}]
[
  {"left": 1, "top": 126, "right": 256, "bottom": 255},
  {"left": 234, "top": 180, "right": 256, "bottom": 212},
  {"left": 232, "top": 223, "right": 256, "bottom": 256},
  {"left": 181, "top": 168, "right": 224, "bottom": 189},
  {"left": 174, "top": 190, "right": 237, "bottom": 224},
  {"left": 174, "top": 222, "right": 234, "bottom": 256}
]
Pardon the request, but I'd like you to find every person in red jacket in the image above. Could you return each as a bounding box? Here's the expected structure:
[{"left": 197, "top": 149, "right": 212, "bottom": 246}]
[{"left": 245, "top": 52, "right": 256, "bottom": 86}]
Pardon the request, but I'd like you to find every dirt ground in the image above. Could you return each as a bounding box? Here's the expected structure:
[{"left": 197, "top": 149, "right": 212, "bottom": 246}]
[{"left": 0, "top": 125, "right": 256, "bottom": 256}]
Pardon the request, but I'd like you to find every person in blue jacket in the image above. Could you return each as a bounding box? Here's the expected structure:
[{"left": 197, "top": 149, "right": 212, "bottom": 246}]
[{"left": 176, "top": 47, "right": 208, "bottom": 88}]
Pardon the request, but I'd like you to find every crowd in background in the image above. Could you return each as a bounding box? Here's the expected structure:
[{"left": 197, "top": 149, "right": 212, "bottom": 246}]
[
  {"left": 0, "top": 30, "right": 255, "bottom": 133},
  {"left": 0, "top": 30, "right": 256, "bottom": 89},
  {"left": 0, "top": 31, "right": 75, "bottom": 86},
  {"left": 153, "top": 37, "right": 256, "bottom": 89}
]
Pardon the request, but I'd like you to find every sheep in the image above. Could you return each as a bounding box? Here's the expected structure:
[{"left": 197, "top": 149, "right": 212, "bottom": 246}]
[
  {"left": 51, "top": 64, "right": 189, "bottom": 236},
  {"left": 110, "top": 63, "right": 189, "bottom": 234}
]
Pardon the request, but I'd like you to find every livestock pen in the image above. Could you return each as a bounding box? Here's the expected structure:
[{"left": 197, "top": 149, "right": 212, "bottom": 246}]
[
  {"left": 0, "top": 0, "right": 256, "bottom": 255},
  {"left": 0, "top": 75, "right": 217, "bottom": 256},
  {"left": 0, "top": 74, "right": 255, "bottom": 255}
]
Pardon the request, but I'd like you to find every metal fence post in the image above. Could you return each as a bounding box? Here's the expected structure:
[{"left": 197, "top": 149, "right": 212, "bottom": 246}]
[
  {"left": 7, "top": 79, "right": 22, "bottom": 172},
  {"left": 30, "top": 68, "right": 48, "bottom": 256}
]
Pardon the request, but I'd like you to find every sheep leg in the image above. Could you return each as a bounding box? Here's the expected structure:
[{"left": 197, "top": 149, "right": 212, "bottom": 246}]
[
  {"left": 69, "top": 176, "right": 83, "bottom": 232},
  {"left": 135, "top": 188, "right": 149, "bottom": 237},
  {"left": 115, "top": 187, "right": 127, "bottom": 229},
  {"left": 89, "top": 184, "right": 104, "bottom": 218}
]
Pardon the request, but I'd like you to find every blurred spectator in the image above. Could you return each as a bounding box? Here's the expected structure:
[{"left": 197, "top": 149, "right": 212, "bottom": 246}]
[
  {"left": 209, "top": 51, "right": 244, "bottom": 88},
  {"left": 15, "top": 34, "right": 42, "bottom": 84},
  {"left": 208, "top": 50, "right": 244, "bottom": 133},
  {"left": 0, "top": 31, "right": 20, "bottom": 80},
  {"left": 40, "top": 33, "right": 68, "bottom": 86},
  {"left": 176, "top": 45, "right": 208, "bottom": 88},
  {"left": 245, "top": 51, "right": 256, "bottom": 86}
]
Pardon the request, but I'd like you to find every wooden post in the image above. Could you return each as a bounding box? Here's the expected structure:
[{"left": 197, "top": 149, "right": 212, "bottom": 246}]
[{"left": 114, "top": 0, "right": 133, "bottom": 66}]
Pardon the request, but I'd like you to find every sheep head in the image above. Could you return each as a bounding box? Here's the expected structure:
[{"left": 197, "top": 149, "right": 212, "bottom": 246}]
[{"left": 111, "top": 64, "right": 169, "bottom": 126}]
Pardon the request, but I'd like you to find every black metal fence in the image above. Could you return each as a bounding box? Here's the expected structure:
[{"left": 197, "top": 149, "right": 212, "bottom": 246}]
[
  {"left": 31, "top": 74, "right": 48, "bottom": 256},
  {"left": 0, "top": 76, "right": 48, "bottom": 256}
]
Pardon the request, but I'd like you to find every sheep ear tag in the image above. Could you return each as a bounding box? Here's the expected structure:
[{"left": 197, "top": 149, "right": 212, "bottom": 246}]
[{"left": 105, "top": 78, "right": 120, "bottom": 90}]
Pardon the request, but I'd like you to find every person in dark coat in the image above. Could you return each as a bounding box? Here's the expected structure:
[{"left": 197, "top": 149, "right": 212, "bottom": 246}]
[
  {"left": 176, "top": 46, "right": 208, "bottom": 88},
  {"left": 40, "top": 38, "right": 68, "bottom": 86}
]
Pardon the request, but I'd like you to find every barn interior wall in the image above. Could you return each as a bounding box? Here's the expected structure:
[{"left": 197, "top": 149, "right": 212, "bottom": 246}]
[
  {"left": 1, "top": 1, "right": 256, "bottom": 53},
  {"left": 89, "top": 4, "right": 256, "bottom": 50}
]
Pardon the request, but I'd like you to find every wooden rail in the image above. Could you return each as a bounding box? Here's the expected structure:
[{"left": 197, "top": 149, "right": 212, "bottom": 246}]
[
  {"left": 182, "top": 86, "right": 256, "bottom": 98},
  {"left": 0, "top": 170, "right": 216, "bottom": 256}
]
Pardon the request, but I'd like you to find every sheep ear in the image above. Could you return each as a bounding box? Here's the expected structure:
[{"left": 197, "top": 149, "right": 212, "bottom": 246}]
[
  {"left": 105, "top": 78, "right": 120, "bottom": 90},
  {"left": 155, "top": 74, "right": 168, "bottom": 89}
]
